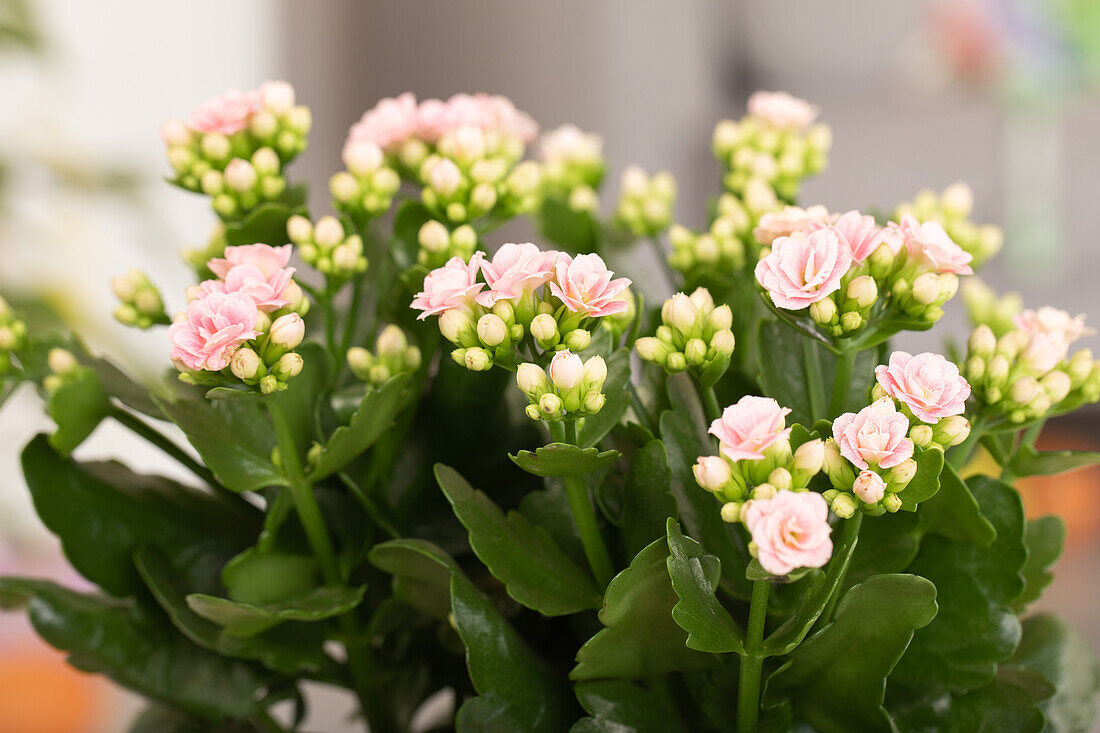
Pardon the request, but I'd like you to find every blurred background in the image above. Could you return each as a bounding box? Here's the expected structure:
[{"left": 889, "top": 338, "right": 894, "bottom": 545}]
[{"left": 2, "top": 0, "right": 1099, "bottom": 730}]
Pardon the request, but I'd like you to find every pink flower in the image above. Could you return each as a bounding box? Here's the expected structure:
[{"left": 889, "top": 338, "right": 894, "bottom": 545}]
[
  {"left": 415, "top": 98, "right": 451, "bottom": 143},
  {"left": 416, "top": 93, "right": 537, "bottom": 144},
  {"left": 411, "top": 253, "right": 486, "bottom": 319},
  {"left": 476, "top": 243, "right": 557, "bottom": 307},
  {"left": 208, "top": 244, "right": 296, "bottom": 312},
  {"left": 709, "top": 396, "right": 792, "bottom": 462},
  {"left": 754, "top": 228, "right": 852, "bottom": 310},
  {"left": 747, "top": 91, "right": 819, "bottom": 131},
  {"left": 548, "top": 349, "right": 584, "bottom": 391},
  {"left": 259, "top": 80, "right": 295, "bottom": 114},
  {"left": 190, "top": 89, "right": 260, "bottom": 135},
  {"left": 1015, "top": 307, "right": 1093, "bottom": 372},
  {"left": 832, "top": 397, "right": 914, "bottom": 471},
  {"left": 753, "top": 205, "right": 832, "bottom": 246},
  {"left": 347, "top": 92, "right": 419, "bottom": 152},
  {"left": 816, "top": 210, "right": 883, "bottom": 262},
  {"left": 538, "top": 124, "right": 602, "bottom": 164},
  {"left": 742, "top": 490, "right": 832, "bottom": 576},
  {"left": 168, "top": 291, "right": 259, "bottom": 371},
  {"left": 875, "top": 351, "right": 971, "bottom": 424},
  {"left": 548, "top": 253, "right": 631, "bottom": 318},
  {"left": 890, "top": 215, "right": 973, "bottom": 275}
]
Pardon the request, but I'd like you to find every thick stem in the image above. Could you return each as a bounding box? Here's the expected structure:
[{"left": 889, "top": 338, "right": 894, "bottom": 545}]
[
  {"left": 801, "top": 339, "right": 826, "bottom": 422},
  {"left": 738, "top": 579, "right": 771, "bottom": 733},
  {"left": 697, "top": 379, "right": 722, "bottom": 424},
  {"left": 563, "top": 420, "right": 615, "bottom": 588},
  {"left": 828, "top": 348, "right": 856, "bottom": 419}
]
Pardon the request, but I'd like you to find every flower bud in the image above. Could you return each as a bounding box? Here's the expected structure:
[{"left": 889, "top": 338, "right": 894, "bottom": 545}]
[
  {"left": 846, "top": 276, "right": 878, "bottom": 309},
  {"left": 230, "top": 347, "right": 262, "bottom": 381},
  {"left": 200, "top": 133, "right": 231, "bottom": 161},
  {"left": 840, "top": 312, "right": 862, "bottom": 332},
  {"left": 583, "top": 390, "right": 606, "bottom": 414},
  {"left": 831, "top": 493, "right": 858, "bottom": 519},
  {"left": 752, "top": 483, "right": 778, "bottom": 501},
  {"left": 720, "top": 502, "right": 741, "bottom": 523},
  {"left": 823, "top": 438, "right": 854, "bottom": 488},
  {"left": 47, "top": 348, "right": 79, "bottom": 376},
  {"left": 439, "top": 308, "right": 476, "bottom": 346},
  {"left": 685, "top": 338, "right": 708, "bottom": 366},
  {"left": 375, "top": 325, "right": 407, "bottom": 356},
  {"left": 910, "top": 424, "right": 934, "bottom": 448},
  {"left": 259, "top": 374, "right": 280, "bottom": 394},
  {"left": 793, "top": 439, "right": 825, "bottom": 475},
  {"left": 708, "top": 304, "right": 733, "bottom": 332},
  {"left": 986, "top": 355, "right": 1010, "bottom": 386},
  {"left": 583, "top": 355, "right": 607, "bottom": 389},
  {"left": 911, "top": 272, "right": 941, "bottom": 305},
  {"left": 273, "top": 351, "right": 304, "bottom": 380},
  {"left": 287, "top": 214, "right": 313, "bottom": 243},
  {"left": 1041, "top": 370, "right": 1072, "bottom": 404},
  {"left": 252, "top": 147, "right": 280, "bottom": 176},
  {"left": 463, "top": 347, "right": 492, "bottom": 372},
  {"left": 809, "top": 297, "right": 837, "bottom": 325},
  {"left": 768, "top": 467, "right": 792, "bottom": 490},
  {"left": 563, "top": 329, "right": 591, "bottom": 352},
  {"left": 1010, "top": 376, "right": 1040, "bottom": 405},
  {"left": 269, "top": 313, "right": 305, "bottom": 350},
  {"left": 941, "top": 182, "right": 974, "bottom": 219},
  {"left": 418, "top": 220, "right": 450, "bottom": 253},
  {"left": 517, "top": 363, "right": 549, "bottom": 399},
  {"left": 969, "top": 325, "right": 997, "bottom": 357},
  {"left": 429, "top": 158, "right": 463, "bottom": 196},
  {"left": 888, "top": 458, "right": 918, "bottom": 485},
  {"left": 853, "top": 470, "right": 886, "bottom": 504},
  {"left": 548, "top": 349, "right": 584, "bottom": 391},
  {"left": 347, "top": 346, "right": 372, "bottom": 377},
  {"left": 530, "top": 313, "right": 559, "bottom": 345},
  {"left": 477, "top": 313, "right": 509, "bottom": 347},
  {"left": 313, "top": 216, "right": 344, "bottom": 248},
  {"left": 933, "top": 416, "right": 971, "bottom": 447},
  {"left": 635, "top": 336, "right": 671, "bottom": 364},
  {"left": 693, "top": 456, "right": 732, "bottom": 492},
  {"left": 539, "top": 392, "right": 564, "bottom": 420},
  {"left": 882, "top": 493, "right": 903, "bottom": 513},
  {"left": 663, "top": 293, "right": 697, "bottom": 335},
  {"left": 711, "top": 329, "right": 736, "bottom": 356},
  {"left": 666, "top": 352, "right": 688, "bottom": 373},
  {"left": 224, "top": 158, "right": 258, "bottom": 192},
  {"left": 345, "top": 140, "right": 384, "bottom": 175}
]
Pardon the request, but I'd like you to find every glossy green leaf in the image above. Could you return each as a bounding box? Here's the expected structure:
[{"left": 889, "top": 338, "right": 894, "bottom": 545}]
[
  {"left": 1012, "top": 614, "right": 1100, "bottom": 733},
  {"left": 510, "top": 442, "right": 621, "bottom": 478},
  {"left": 536, "top": 196, "right": 598, "bottom": 253},
  {"left": 698, "top": 352, "right": 731, "bottom": 389},
  {"left": 519, "top": 485, "right": 588, "bottom": 569},
  {"left": 0, "top": 578, "right": 268, "bottom": 721},
  {"left": 579, "top": 348, "right": 632, "bottom": 448},
  {"left": 843, "top": 510, "right": 921, "bottom": 589},
  {"left": 223, "top": 185, "right": 307, "bottom": 246},
  {"left": 1013, "top": 516, "right": 1065, "bottom": 611},
  {"left": 572, "top": 538, "right": 719, "bottom": 680},
  {"left": 204, "top": 387, "right": 266, "bottom": 402},
  {"left": 571, "top": 680, "right": 687, "bottom": 733},
  {"left": 156, "top": 396, "right": 285, "bottom": 493},
  {"left": 917, "top": 462, "right": 997, "bottom": 546},
  {"left": 186, "top": 585, "right": 365, "bottom": 638},
  {"left": 766, "top": 574, "right": 938, "bottom": 733},
  {"left": 892, "top": 476, "right": 1027, "bottom": 692},
  {"left": 435, "top": 464, "right": 602, "bottom": 616},
  {"left": 369, "top": 538, "right": 460, "bottom": 620},
  {"left": 895, "top": 447, "right": 943, "bottom": 508},
  {"left": 308, "top": 374, "right": 408, "bottom": 481},
  {"left": 127, "top": 705, "right": 207, "bottom": 733},
  {"left": 80, "top": 350, "right": 164, "bottom": 419},
  {"left": 1010, "top": 445, "right": 1100, "bottom": 477},
  {"left": 621, "top": 440, "right": 677, "bottom": 557},
  {"left": 451, "top": 573, "right": 574, "bottom": 732},
  {"left": 46, "top": 366, "right": 111, "bottom": 455},
  {"left": 221, "top": 548, "right": 319, "bottom": 606},
  {"left": 665, "top": 518, "right": 743, "bottom": 654},
  {"left": 21, "top": 434, "right": 259, "bottom": 597},
  {"left": 269, "top": 342, "right": 330, "bottom": 458}
]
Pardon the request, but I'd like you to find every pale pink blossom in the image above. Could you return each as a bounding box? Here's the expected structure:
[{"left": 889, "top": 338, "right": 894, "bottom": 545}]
[
  {"left": 747, "top": 91, "right": 819, "bottom": 131},
  {"left": 208, "top": 244, "right": 296, "bottom": 312},
  {"left": 832, "top": 397, "right": 914, "bottom": 471},
  {"left": 709, "top": 396, "right": 792, "bottom": 462},
  {"left": 538, "top": 124, "right": 602, "bottom": 164},
  {"left": 168, "top": 291, "right": 259, "bottom": 371},
  {"left": 190, "top": 89, "right": 260, "bottom": 135},
  {"left": 347, "top": 92, "right": 419, "bottom": 152},
  {"left": 754, "top": 228, "right": 852, "bottom": 310},
  {"left": 410, "top": 253, "right": 486, "bottom": 319},
  {"left": 548, "top": 349, "right": 584, "bottom": 391},
  {"left": 1015, "top": 307, "right": 1093, "bottom": 372},
  {"left": 890, "top": 215, "right": 973, "bottom": 275},
  {"left": 476, "top": 243, "right": 557, "bottom": 307},
  {"left": 416, "top": 93, "right": 536, "bottom": 144},
  {"left": 875, "top": 351, "right": 971, "bottom": 424},
  {"left": 753, "top": 205, "right": 832, "bottom": 246},
  {"left": 259, "top": 80, "right": 295, "bottom": 114},
  {"left": 742, "top": 490, "right": 832, "bottom": 576},
  {"left": 548, "top": 253, "right": 631, "bottom": 318},
  {"left": 814, "top": 210, "right": 883, "bottom": 262}
]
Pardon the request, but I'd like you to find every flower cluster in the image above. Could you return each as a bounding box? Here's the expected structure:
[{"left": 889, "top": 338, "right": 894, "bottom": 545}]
[
  {"left": 668, "top": 187, "right": 780, "bottom": 278},
  {"left": 0, "top": 296, "right": 26, "bottom": 376},
  {"left": 894, "top": 182, "right": 1003, "bottom": 267},
  {"left": 415, "top": 221, "right": 478, "bottom": 270},
  {"left": 161, "top": 81, "right": 310, "bottom": 217},
  {"left": 347, "top": 325, "right": 422, "bottom": 386},
  {"left": 168, "top": 244, "right": 308, "bottom": 393},
  {"left": 962, "top": 278, "right": 1023, "bottom": 337},
  {"left": 287, "top": 215, "right": 368, "bottom": 281},
  {"left": 110, "top": 270, "right": 169, "bottom": 329},
  {"left": 712, "top": 91, "right": 831, "bottom": 203},
  {"left": 517, "top": 350, "right": 607, "bottom": 421},
  {"left": 614, "top": 166, "right": 677, "bottom": 237},
  {"left": 411, "top": 245, "right": 630, "bottom": 372},
  {"left": 329, "top": 141, "right": 402, "bottom": 224},
  {"left": 537, "top": 124, "right": 605, "bottom": 200},
  {"left": 635, "top": 288, "right": 735, "bottom": 375},
  {"left": 962, "top": 308, "right": 1100, "bottom": 424}
]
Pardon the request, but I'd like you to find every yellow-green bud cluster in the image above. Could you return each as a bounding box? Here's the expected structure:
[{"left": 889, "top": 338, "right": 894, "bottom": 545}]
[
  {"left": 287, "top": 215, "right": 368, "bottom": 281},
  {"left": 41, "top": 347, "right": 83, "bottom": 394},
  {"left": 443, "top": 301, "right": 527, "bottom": 373},
  {"left": 894, "top": 183, "right": 1003, "bottom": 267},
  {"left": 961, "top": 279, "right": 1022, "bottom": 337},
  {"left": 694, "top": 437, "right": 826, "bottom": 524},
  {"left": 516, "top": 351, "right": 607, "bottom": 422},
  {"left": 807, "top": 270, "right": 882, "bottom": 338},
  {"left": 538, "top": 125, "right": 605, "bottom": 197},
  {"left": 614, "top": 166, "right": 676, "bottom": 237},
  {"left": 225, "top": 312, "right": 306, "bottom": 395},
  {"left": 882, "top": 267, "right": 960, "bottom": 326},
  {"left": 635, "top": 288, "right": 735, "bottom": 375},
  {"left": 204, "top": 149, "right": 289, "bottom": 219},
  {"left": 111, "top": 270, "right": 169, "bottom": 329},
  {"left": 0, "top": 296, "right": 28, "bottom": 375},
  {"left": 416, "top": 220, "right": 478, "bottom": 269},
  {"left": 347, "top": 325, "right": 422, "bottom": 385},
  {"left": 712, "top": 117, "right": 831, "bottom": 202},
  {"left": 821, "top": 438, "right": 913, "bottom": 518},
  {"left": 962, "top": 325, "right": 1100, "bottom": 424},
  {"left": 330, "top": 144, "right": 401, "bottom": 222}
]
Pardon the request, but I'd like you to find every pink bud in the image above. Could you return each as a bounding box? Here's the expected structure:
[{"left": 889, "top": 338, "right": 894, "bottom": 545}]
[
  {"left": 269, "top": 313, "right": 305, "bottom": 349},
  {"left": 548, "top": 349, "right": 584, "bottom": 391},
  {"left": 853, "top": 471, "right": 886, "bottom": 504}
]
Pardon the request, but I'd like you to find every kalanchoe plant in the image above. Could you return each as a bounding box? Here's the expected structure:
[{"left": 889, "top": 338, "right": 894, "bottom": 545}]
[{"left": 0, "top": 84, "right": 1098, "bottom": 733}]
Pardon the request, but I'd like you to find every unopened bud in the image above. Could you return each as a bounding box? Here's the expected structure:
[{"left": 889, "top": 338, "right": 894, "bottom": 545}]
[
  {"left": 911, "top": 272, "right": 940, "bottom": 305},
  {"left": 463, "top": 347, "right": 492, "bottom": 372},
  {"left": 910, "top": 425, "right": 934, "bottom": 448},
  {"left": 583, "top": 390, "right": 606, "bottom": 414},
  {"left": 439, "top": 308, "right": 476, "bottom": 346},
  {"left": 418, "top": 220, "right": 450, "bottom": 253},
  {"left": 517, "top": 363, "right": 549, "bottom": 398},
  {"left": 968, "top": 325, "right": 996, "bottom": 356},
  {"left": 708, "top": 304, "right": 733, "bottom": 332},
  {"left": 230, "top": 347, "right": 262, "bottom": 381},
  {"left": 563, "top": 328, "right": 591, "bottom": 352},
  {"left": 853, "top": 470, "right": 886, "bottom": 504},
  {"left": 259, "top": 375, "right": 279, "bottom": 394},
  {"left": 224, "top": 159, "right": 258, "bottom": 192},
  {"left": 530, "top": 313, "right": 559, "bottom": 344},
  {"left": 269, "top": 313, "right": 305, "bottom": 349},
  {"left": 344, "top": 141, "right": 384, "bottom": 175},
  {"left": 314, "top": 216, "right": 344, "bottom": 248},
  {"left": 793, "top": 439, "right": 825, "bottom": 475},
  {"left": 933, "top": 416, "right": 971, "bottom": 447},
  {"left": 840, "top": 312, "right": 862, "bottom": 332},
  {"left": 752, "top": 483, "right": 778, "bottom": 501},
  {"left": 809, "top": 297, "right": 837, "bottom": 325},
  {"left": 663, "top": 293, "right": 698, "bottom": 335},
  {"left": 685, "top": 338, "right": 708, "bottom": 366},
  {"left": 477, "top": 314, "right": 509, "bottom": 347},
  {"left": 375, "top": 325, "right": 407, "bottom": 356},
  {"left": 635, "top": 336, "right": 671, "bottom": 363},
  {"left": 711, "top": 329, "right": 736, "bottom": 356},
  {"left": 47, "top": 348, "right": 79, "bottom": 376},
  {"left": 548, "top": 349, "right": 584, "bottom": 391},
  {"left": 539, "top": 392, "right": 564, "bottom": 419},
  {"left": 888, "top": 458, "right": 918, "bottom": 485},
  {"left": 941, "top": 182, "right": 973, "bottom": 218},
  {"left": 1010, "top": 376, "right": 1040, "bottom": 405},
  {"left": 831, "top": 493, "right": 858, "bottom": 519},
  {"left": 693, "top": 456, "right": 732, "bottom": 492},
  {"left": 1041, "top": 370, "right": 1072, "bottom": 404},
  {"left": 882, "top": 493, "right": 903, "bottom": 513},
  {"left": 347, "top": 347, "right": 371, "bottom": 376},
  {"left": 273, "top": 351, "right": 304, "bottom": 380},
  {"left": 768, "top": 467, "right": 792, "bottom": 490},
  {"left": 846, "top": 276, "right": 877, "bottom": 309},
  {"left": 583, "top": 355, "right": 608, "bottom": 388},
  {"left": 666, "top": 352, "right": 688, "bottom": 373},
  {"left": 720, "top": 502, "right": 741, "bottom": 523}
]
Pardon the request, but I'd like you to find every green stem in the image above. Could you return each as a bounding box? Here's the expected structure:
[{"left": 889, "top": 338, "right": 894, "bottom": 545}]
[
  {"left": 697, "top": 380, "right": 722, "bottom": 424},
  {"left": 109, "top": 407, "right": 221, "bottom": 491},
  {"left": 801, "top": 339, "right": 826, "bottom": 422},
  {"left": 948, "top": 414, "right": 985, "bottom": 470},
  {"left": 828, "top": 348, "right": 856, "bottom": 418},
  {"left": 563, "top": 420, "right": 615, "bottom": 588},
  {"left": 814, "top": 513, "right": 863, "bottom": 628},
  {"left": 340, "top": 273, "right": 367, "bottom": 357},
  {"left": 738, "top": 579, "right": 771, "bottom": 733},
  {"left": 627, "top": 380, "right": 658, "bottom": 435}
]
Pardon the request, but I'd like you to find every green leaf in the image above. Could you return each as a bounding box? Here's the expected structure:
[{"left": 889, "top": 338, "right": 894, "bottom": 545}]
[
  {"left": 766, "top": 574, "right": 938, "bottom": 733},
  {"left": 46, "top": 366, "right": 111, "bottom": 455},
  {"left": 221, "top": 548, "right": 319, "bottom": 605},
  {"left": 79, "top": 349, "right": 164, "bottom": 419},
  {"left": 308, "top": 374, "right": 408, "bottom": 481},
  {"left": 510, "top": 442, "right": 621, "bottom": 478},
  {"left": 204, "top": 387, "right": 266, "bottom": 401},
  {"left": 1010, "top": 445, "right": 1100, "bottom": 477},
  {"left": 519, "top": 485, "right": 588, "bottom": 569},
  {"left": 843, "top": 510, "right": 921, "bottom": 589},
  {"left": 659, "top": 381, "right": 752, "bottom": 599},
  {"left": 21, "top": 434, "right": 259, "bottom": 597},
  {"left": 156, "top": 396, "right": 285, "bottom": 493},
  {"left": 1012, "top": 614, "right": 1100, "bottom": 733},
  {"left": 943, "top": 664, "right": 1053, "bottom": 733},
  {"left": 186, "top": 585, "right": 365, "bottom": 637},
  {"left": 368, "top": 538, "right": 460, "bottom": 620},
  {"left": 572, "top": 538, "right": 719, "bottom": 680},
  {"left": 698, "top": 352, "right": 732, "bottom": 389},
  {"left": 665, "top": 518, "right": 744, "bottom": 654},
  {"left": 451, "top": 573, "right": 575, "bottom": 732},
  {"left": 435, "top": 464, "right": 602, "bottom": 616},
  {"left": 128, "top": 705, "right": 207, "bottom": 733},
  {"left": 536, "top": 196, "right": 598, "bottom": 253},
  {"left": 895, "top": 447, "right": 944, "bottom": 508},
  {"left": 0, "top": 578, "right": 268, "bottom": 721},
  {"left": 621, "top": 440, "right": 677, "bottom": 557},
  {"left": 1013, "top": 516, "right": 1065, "bottom": 611},
  {"left": 571, "top": 680, "right": 688, "bottom": 733},
  {"left": 579, "top": 348, "right": 632, "bottom": 448},
  {"left": 269, "top": 341, "right": 331, "bottom": 458},
  {"left": 892, "top": 475, "right": 1027, "bottom": 693},
  {"left": 223, "top": 186, "right": 307, "bottom": 246},
  {"left": 917, "top": 462, "right": 997, "bottom": 546}
]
